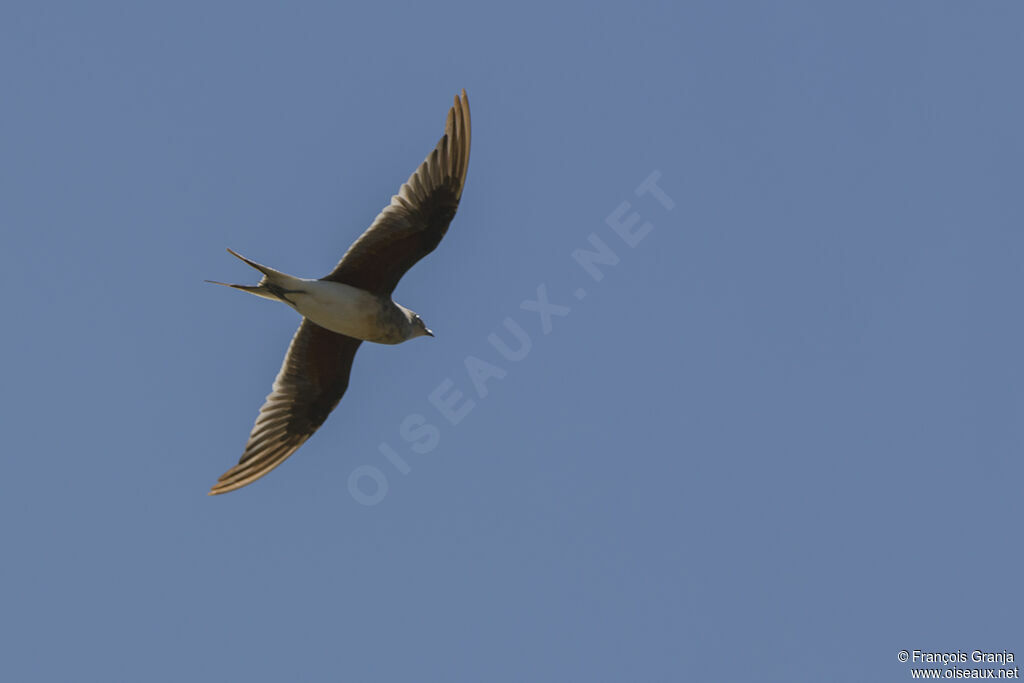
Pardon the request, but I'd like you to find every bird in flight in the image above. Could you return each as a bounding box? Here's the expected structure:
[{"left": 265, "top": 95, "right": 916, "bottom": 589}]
[{"left": 207, "top": 90, "right": 471, "bottom": 495}]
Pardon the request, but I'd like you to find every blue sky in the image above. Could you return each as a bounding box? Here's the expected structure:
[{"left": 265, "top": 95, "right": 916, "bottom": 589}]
[{"left": 2, "top": 2, "right": 1022, "bottom": 681}]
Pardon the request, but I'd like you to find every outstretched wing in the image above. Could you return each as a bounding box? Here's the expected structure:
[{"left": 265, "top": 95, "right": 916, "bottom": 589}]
[
  {"left": 210, "top": 320, "right": 362, "bottom": 495},
  {"left": 323, "top": 90, "right": 471, "bottom": 295}
]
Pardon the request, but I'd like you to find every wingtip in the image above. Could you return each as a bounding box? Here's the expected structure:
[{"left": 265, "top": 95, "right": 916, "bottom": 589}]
[{"left": 208, "top": 481, "right": 234, "bottom": 496}]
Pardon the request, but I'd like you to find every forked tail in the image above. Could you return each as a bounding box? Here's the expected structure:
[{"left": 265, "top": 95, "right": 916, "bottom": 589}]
[{"left": 205, "top": 248, "right": 305, "bottom": 302}]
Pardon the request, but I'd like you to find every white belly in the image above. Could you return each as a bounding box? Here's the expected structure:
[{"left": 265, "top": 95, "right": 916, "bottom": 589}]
[{"left": 284, "top": 279, "right": 387, "bottom": 341}]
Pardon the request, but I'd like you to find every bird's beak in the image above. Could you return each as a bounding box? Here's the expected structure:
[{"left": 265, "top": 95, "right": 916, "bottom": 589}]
[{"left": 426, "top": 329, "right": 434, "bottom": 337}]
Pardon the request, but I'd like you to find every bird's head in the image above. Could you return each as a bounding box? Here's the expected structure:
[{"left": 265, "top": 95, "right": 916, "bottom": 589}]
[{"left": 408, "top": 311, "right": 434, "bottom": 339}]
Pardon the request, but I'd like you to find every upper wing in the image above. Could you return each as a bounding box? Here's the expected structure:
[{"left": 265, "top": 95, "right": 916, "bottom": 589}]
[
  {"left": 209, "top": 320, "right": 362, "bottom": 495},
  {"left": 322, "top": 90, "right": 471, "bottom": 295}
]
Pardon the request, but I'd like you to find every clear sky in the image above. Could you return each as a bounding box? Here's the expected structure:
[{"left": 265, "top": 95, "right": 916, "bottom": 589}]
[{"left": 2, "top": 2, "right": 1022, "bottom": 681}]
